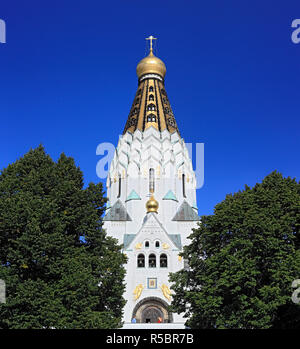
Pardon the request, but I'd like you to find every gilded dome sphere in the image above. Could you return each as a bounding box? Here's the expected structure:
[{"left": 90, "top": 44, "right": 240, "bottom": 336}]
[
  {"left": 136, "top": 50, "right": 166, "bottom": 80},
  {"left": 146, "top": 195, "right": 159, "bottom": 213}
]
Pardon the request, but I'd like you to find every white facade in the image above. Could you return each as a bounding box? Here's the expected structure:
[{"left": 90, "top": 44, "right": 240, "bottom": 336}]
[{"left": 103, "top": 125, "right": 200, "bottom": 325}]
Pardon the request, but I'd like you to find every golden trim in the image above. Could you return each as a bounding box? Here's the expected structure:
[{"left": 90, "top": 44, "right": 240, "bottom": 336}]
[
  {"left": 135, "top": 243, "right": 142, "bottom": 250},
  {"left": 133, "top": 284, "right": 144, "bottom": 301},
  {"left": 160, "top": 284, "right": 172, "bottom": 301},
  {"left": 162, "top": 243, "right": 170, "bottom": 250}
]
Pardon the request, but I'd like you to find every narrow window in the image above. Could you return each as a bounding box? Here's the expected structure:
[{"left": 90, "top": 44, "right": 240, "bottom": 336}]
[
  {"left": 155, "top": 241, "right": 160, "bottom": 248},
  {"left": 117, "top": 174, "right": 121, "bottom": 198},
  {"left": 147, "top": 104, "right": 156, "bottom": 111},
  {"left": 145, "top": 241, "right": 149, "bottom": 248},
  {"left": 149, "top": 86, "right": 154, "bottom": 92},
  {"left": 149, "top": 254, "right": 156, "bottom": 268},
  {"left": 149, "top": 94, "right": 154, "bottom": 101},
  {"left": 182, "top": 173, "right": 186, "bottom": 198},
  {"left": 147, "top": 114, "right": 156, "bottom": 122},
  {"left": 160, "top": 254, "right": 168, "bottom": 268},
  {"left": 137, "top": 254, "right": 145, "bottom": 268},
  {"left": 149, "top": 168, "right": 155, "bottom": 193}
]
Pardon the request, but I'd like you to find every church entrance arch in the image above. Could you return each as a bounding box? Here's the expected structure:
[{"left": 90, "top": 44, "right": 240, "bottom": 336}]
[{"left": 132, "top": 297, "right": 173, "bottom": 323}]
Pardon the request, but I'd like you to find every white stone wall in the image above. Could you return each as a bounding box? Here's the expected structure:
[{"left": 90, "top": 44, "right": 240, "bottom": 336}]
[{"left": 103, "top": 127, "right": 199, "bottom": 324}]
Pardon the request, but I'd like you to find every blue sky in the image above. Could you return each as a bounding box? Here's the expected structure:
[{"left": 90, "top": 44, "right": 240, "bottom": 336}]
[{"left": 0, "top": 0, "right": 299, "bottom": 215}]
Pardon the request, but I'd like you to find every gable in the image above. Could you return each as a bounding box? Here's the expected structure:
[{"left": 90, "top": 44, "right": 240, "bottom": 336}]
[
  {"left": 125, "top": 189, "right": 141, "bottom": 202},
  {"left": 163, "top": 190, "right": 178, "bottom": 202},
  {"left": 103, "top": 199, "right": 132, "bottom": 221},
  {"left": 123, "top": 234, "right": 136, "bottom": 249},
  {"left": 168, "top": 234, "right": 182, "bottom": 250},
  {"left": 125, "top": 213, "right": 180, "bottom": 251},
  {"left": 172, "top": 200, "right": 200, "bottom": 221}
]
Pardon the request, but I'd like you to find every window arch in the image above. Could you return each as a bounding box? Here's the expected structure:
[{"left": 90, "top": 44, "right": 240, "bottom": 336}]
[
  {"left": 137, "top": 254, "right": 145, "bottom": 268},
  {"left": 145, "top": 241, "right": 150, "bottom": 248},
  {"left": 147, "top": 104, "right": 156, "bottom": 111},
  {"left": 160, "top": 254, "right": 168, "bottom": 268},
  {"left": 147, "top": 114, "right": 156, "bottom": 122},
  {"left": 149, "top": 94, "right": 154, "bottom": 101},
  {"left": 131, "top": 107, "right": 138, "bottom": 115},
  {"left": 155, "top": 240, "right": 160, "bottom": 248},
  {"left": 149, "top": 254, "right": 156, "bottom": 268},
  {"left": 164, "top": 106, "right": 170, "bottom": 114},
  {"left": 149, "top": 86, "right": 154, "bottom": 92}
]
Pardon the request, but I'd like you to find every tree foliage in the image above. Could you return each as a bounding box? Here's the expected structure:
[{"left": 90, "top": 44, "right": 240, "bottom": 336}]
[
  {"left": 170, "top": 171, "right": 300, "bottom": 329},
  {"left": 0, "top": 145, "right": 126, "bottom": 329}
]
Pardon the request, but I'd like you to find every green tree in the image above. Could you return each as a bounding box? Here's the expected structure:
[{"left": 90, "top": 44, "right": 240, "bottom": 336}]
[
  {"left": 170, "top": 171, "right": 300, "bottom": 329},
  {"left": 0, "top": 145, "right": 126, "bottom": 329}
]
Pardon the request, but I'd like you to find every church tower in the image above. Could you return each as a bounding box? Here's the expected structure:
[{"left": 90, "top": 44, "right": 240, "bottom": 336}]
[{"left": 103, "top": 37, "right": 200, "bottom": 327}]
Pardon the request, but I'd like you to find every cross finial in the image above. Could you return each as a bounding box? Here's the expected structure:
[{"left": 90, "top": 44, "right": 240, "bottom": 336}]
[{"left": 146, "top": 35, "right": 157, "bottom": 53}]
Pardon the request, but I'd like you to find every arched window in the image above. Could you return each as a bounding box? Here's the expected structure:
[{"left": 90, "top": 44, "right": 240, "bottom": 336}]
[
  {"left": 147, "top": 114, "right": 156, "bottom": 122},
  {"left": 131, "top": 107, "right": 138, "bottom": 116},
  {"left": 147, "top": 104, "right": 156, "bottom": 111},
  {"left": 149, "top": 86, "right": 154, "bottom": 92},
  {"left": 145, "top": 241, "right": 149, "bottom": 248},
  {"left": 149, "top": 254, "right": 156, "bottom": 268},
  {"left": 160, "top": 254, "right": 168, "bottom": 268},
  {"left": 137, "top": 254, "right": 145, "bottom": 268},
  {"left": 149, "top": 94, "right": 154, "bottom": 101},
  {"left": 155, "top": 241, "right": 160, "bottom": 248}
]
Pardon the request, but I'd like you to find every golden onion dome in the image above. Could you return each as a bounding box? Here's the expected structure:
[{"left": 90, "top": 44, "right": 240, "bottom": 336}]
[
  {"left": 136, "top": 49, "right": 166, "bottom": 80},
  {"left": 146, "top": 194, "right": 159, "bottom": 213}
]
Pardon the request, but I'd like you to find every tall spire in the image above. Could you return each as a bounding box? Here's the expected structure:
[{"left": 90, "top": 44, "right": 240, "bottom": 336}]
[{"left": 123, "top": 37, "right": 180, "bottom": 136}]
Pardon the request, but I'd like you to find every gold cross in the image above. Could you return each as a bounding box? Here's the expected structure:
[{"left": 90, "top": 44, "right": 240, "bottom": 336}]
[{"left": 146, "top": 35, "right": 157, "bottom": 52}]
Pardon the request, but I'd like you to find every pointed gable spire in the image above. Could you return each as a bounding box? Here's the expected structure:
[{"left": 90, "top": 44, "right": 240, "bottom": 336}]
[
  {"left": 103, "top": 199, "right": 132, "bottom": 221},
  {"left": 123, "top": 37, "right": 180, "bottom": 136},
  {"left": 172, "top": 200, "right": 200, "bottom": 221},
  {"left": 163, "top": 190, "right": 178, "bottom": 202},
  {"left": 125, "top": 189, "right": 141, "bottom": 202}
]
